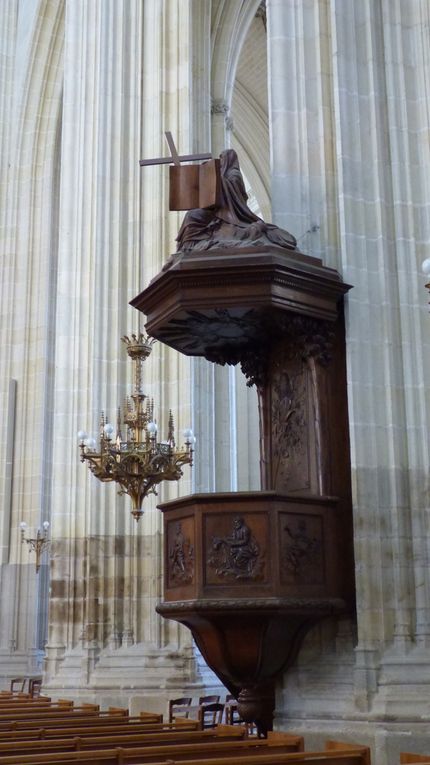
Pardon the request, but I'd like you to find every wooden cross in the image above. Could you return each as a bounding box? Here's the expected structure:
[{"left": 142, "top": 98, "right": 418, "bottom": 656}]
[{"left": 139, "top": 132, "right": 212, "bottom": 167}]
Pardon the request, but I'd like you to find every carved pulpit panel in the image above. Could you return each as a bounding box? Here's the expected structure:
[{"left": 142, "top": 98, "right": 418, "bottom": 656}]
[
  {"left": 279, "top": 513, "right": 324, "bottom": 586},
  {"left": 205, "top": 513, "right": 267, "bottom": 585},
  {"left": 167, "top": 517, "right": 195, "bottom": 588},
  {"left": 270, "top": 356, "right": 312, "bottom": 493}
]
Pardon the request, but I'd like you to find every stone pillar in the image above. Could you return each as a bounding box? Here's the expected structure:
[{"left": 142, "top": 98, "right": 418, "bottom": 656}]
[
  {"left": 198, "top": 0, "right": 262, "bottom": 496},
  {"left": 44, "top": 0, "right": 203, "bottom": 701},
  {"left": 0, "top": 0, "right": 65, "bottom": 680},
  {"left": 267, "top": 0, "right": 430, "bottom": 749},
  {"left": 46, "top": 0, "right": 143, "bottom": 681}
]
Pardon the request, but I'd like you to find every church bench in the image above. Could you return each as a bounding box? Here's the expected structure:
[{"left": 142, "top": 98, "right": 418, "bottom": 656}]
[
  {"left": 0, "top": 741, "right": 370, "bottom": 765},
  {"left": 0, "top": 706, "right": 124, "bottom": 724},
  {"left": 0, "top": 728, "right": 259, "bottom": 757},
  {"left": 0, "top": 732, "right": 307, "bottom": 765},
  {"left": 0, "top": 699, "right": 95, "bottom": 719},
  {"left": 0, "top": 701, "right": 74, "bottom": 713},
  {"left": 0, "top": 718, "right": 199, "bottom": 741},
  {"left": 0, "top": 723, "right": 248, "bottom": 751},
  {"left": 0, "top": 695, "right": 52, "bottom": 703},
  {"left": 0, "top": 723, "right": 244, "bottom": 748},
  {"left": 0, "top": 710, "right": 105, "bottom": 726},
  {"left": 325, "top": 742, "right": 370, "bottom": 765},
  {"left": 0, "top": 710, "right": 131, "bottom": 731},
  {"left": 0, "top": 692, "right": 32, "bottom": 699},
  {"left": 0, "top": 699, "right": 56, "bottom": 709},
  {"left": 400, "top": 755, "right": 430, "bottom": 763},
  {"left": 0, "top": 711, "right": 161, "bottom": 732}
]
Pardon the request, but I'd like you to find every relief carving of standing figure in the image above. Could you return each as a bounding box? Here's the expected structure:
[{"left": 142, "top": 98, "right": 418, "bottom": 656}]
[{"left": 169, "top": 522, "right": 194, "bottom": 584}]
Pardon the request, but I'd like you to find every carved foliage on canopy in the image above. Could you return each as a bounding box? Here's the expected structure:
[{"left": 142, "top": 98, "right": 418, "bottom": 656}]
[{"left": 172, "top": 311, "right": 334, "bottom": 389}]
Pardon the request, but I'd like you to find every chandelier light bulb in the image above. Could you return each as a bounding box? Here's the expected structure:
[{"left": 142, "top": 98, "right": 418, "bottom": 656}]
[
  {"left": 422, "top": 258, "right": 430, "bottom": 276},
  {"left": 85, "top": 437, "right": 97, "bottom": 450},
  {"left": 43, "top": 521, "right": 50, "bottom": 531},
  {"left": 183, "top": 428, "right": 195, "bottom": 444},
  {"left": 77, "top": 430, "right": 88, "bottom": 442},
  {"left": 19, "top": 521, "right": 27, "bottom": 531},
  {"left": 103, "top": 423, "right": 114, "bottom": 438},
  {"left": 147, "top": 421, "right": 158, "bottom": 434}
]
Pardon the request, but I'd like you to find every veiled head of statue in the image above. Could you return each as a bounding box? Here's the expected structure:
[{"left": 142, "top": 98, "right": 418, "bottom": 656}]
[{"left": 219, "top": 149, "right": 240, "bottom": 175}]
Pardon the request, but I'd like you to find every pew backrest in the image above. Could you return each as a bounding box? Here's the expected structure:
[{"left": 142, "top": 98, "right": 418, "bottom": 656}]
[
  {"left": 0, "top": 718, "right": 199, "bottom": 741},
  {"left": 325, "top": 740, "right": 371, "bottom": 765},
  {"left": 0, "top": 732, "right": 302, "bottom": 757},
  {"left": 0, "top": 746, "right": 371, "bottom": 765}
]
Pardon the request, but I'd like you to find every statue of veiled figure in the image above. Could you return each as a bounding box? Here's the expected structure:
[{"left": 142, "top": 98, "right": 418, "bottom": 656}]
[{"left": 176, "top": 149, "right": 297, "bottom": 253}]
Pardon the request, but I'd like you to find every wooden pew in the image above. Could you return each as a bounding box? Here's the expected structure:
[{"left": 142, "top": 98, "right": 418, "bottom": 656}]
[
  {"left": 0, "top": 718, "right": 199, "bottom": 742},
  {"left": 0, "top": 711, "right": 161, "bottom": 733},
  {"left": 0, "top": 720, "right": 193, "bottom": 740},
  {"left": 0, "top": 725, "right": 257, "bottom": 757},
  {"left": 326, "top": 741, "right": 370, "bottom": 765},
  {"left": 0, "top": 706, "right": 120, "bottom": 724},
  {"left": 0, "top": 695, "right": 52, "bottom": 702},
  {"left": 0, "top": 699, "right": 92, "bottom": 720},
  {"left": 0, "top": 700, "right": 72, "bottom": 712},
  {"left": 400, "top": 755, "right": 430, "bottom": 763},
  {"left": 0, "top": 740, "right": 370, "bottom": 765},
  {"left": 0, "top": 708, "right": 129, "bottom": 732},
  {"left": 0, "top": 723, "right": 244, "bottom": 748},
  {"left": 0, "top": 731, "right": 308, "bottom": 765}
]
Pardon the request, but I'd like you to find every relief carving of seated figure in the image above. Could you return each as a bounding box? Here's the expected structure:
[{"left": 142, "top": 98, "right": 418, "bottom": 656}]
[{"left": 176, "top": 149, "right": 297, "bottom": 253}]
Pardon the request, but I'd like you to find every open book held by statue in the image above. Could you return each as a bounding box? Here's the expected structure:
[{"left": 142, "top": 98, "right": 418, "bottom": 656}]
[{"left": 172, "top": 149, "right": 297, "bottom": 253}]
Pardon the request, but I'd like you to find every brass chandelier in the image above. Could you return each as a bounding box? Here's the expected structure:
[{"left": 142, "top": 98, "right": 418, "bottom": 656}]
[{"left": 78, "top": 333, "right": 194, "bottom": 521}]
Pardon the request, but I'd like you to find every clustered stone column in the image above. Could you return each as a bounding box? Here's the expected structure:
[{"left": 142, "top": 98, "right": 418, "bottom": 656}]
[
  {"left": 267, "top": 0, "right": 430, "bottom": 735},
  {"left": 0, "top": 0, "right": 65, "bottom": 677},
  {"left": 42, "top": 0, "right": 201, "bottom": 699}
]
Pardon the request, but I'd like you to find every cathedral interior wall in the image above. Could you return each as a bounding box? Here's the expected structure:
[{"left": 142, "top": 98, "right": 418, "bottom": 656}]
[{"left": 1, "top": 1, "right": 430, "bottom": 762}]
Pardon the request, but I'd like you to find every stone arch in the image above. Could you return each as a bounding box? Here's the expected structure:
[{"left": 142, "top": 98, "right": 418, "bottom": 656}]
[
  {"left": 211, "top": 0, "right": 262, "bottom": 112},
  {"left": 211, "top": 1, "right": 270, "bottom": 217}
]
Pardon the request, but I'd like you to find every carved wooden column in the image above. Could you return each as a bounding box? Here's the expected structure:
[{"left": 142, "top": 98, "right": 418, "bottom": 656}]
[{"left": 131, "top": 246, "right": 354, "bottom": 734}]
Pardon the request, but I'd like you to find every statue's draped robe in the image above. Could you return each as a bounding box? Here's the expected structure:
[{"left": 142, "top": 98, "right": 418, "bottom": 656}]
[{"left": 176, "top": 150, "right": 297, "bottom": 252}]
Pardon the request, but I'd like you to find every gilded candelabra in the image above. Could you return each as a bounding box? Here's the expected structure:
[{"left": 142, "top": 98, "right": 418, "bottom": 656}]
[
  {"left": 20, "top": 521, "right": 50, "bottom": 573},
  {"left": 78, "top": 333, "right": 194, "bottom": 521}
]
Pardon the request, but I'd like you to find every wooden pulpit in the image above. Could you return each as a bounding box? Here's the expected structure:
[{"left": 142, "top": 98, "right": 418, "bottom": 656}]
[{"left": 131, "top": 244, "right": 354, "bottom": 736}]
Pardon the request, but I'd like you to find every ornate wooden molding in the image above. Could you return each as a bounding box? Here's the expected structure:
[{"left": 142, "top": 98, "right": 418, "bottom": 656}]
[{"left": 157, "top": 597, "right": 346, "bottom": 613}]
